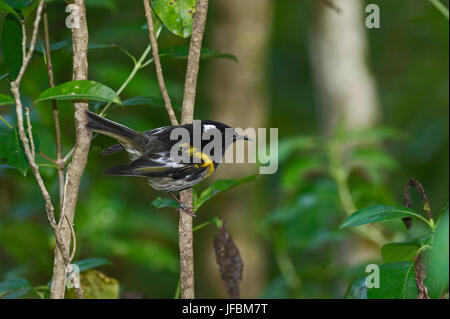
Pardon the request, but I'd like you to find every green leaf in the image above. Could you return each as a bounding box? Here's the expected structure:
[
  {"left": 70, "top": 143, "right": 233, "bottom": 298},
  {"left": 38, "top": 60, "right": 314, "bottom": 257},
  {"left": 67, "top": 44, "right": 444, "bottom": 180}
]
[
  {"left": 73, "top": 258, "right": 112, "bottom": 272},
  {"left": 348, "top": 148, "right": 398, "bottom": 171},
  {"left": 151, "top": 197, "right": 180, "bottom": 209},
  {"left": 1, "top": 14, "right": 23, "bottom": 80},
  {"left": 152, "top": 0, "right": 196, "bottom": 38},
  {"left": 278, "top": 136, "right": 320, "bottom": 163},
  {"left": 0, "top": 93, "right": 14, "bottom": 106},
  {"left": 195, "top": 175, "right": 257, "bottom": 211},
  {"left": 339, "top": 205, "right": 430, "bottom": 229},
  {"left": 381, "top": 242, "right": 420, "bottom": 263},
  {"left": 159, "top": 46, "right": 238, "bottom": 62},
  {"left": 367, "top": 262, "right": 417, "bottom": 299},
  {"left": 344, "top": 277, "right": 368, "bottom": 299},
  {"left": 0, "top": 128, "right": 38, "bottom": 176},
  {"left": 4, "top": 0, "right": 33, "bottom": 9},
  {"left": 66, "top": 270, "right": 119, "bottom": 299},
  {"left": 122, "top": 96, "right": 180, "bottom": 109},
  {"left": 428, "top": 209, "right": 449, "bottom": 298},
  {"left": 36, "top": 80, "right": 122, "bottom": 105},
  {"left": 0, "top": 0, "right": 19, "bottom": 17},
  {"left": 33, "top": 40, "right": 68, "bottom": 55},
  {"left": 0, "top": 278, "right": 31, "bottom": 299}
]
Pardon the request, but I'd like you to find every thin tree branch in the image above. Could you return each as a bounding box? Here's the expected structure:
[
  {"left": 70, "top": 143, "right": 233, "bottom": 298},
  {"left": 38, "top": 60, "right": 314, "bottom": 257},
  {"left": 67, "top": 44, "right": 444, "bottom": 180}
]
[
  {"left": 43, "top": 2, "right": 65, "bottom": 208},
  {"left": 50, "top": 0, "right": 90, "bottom": 299},
  {"left": 39, "top": 150, "right": 57, "bottom": 164},
  {"left": 178, "top": 0, "right": 210, "bottom": 299},
  {"left": 143, "top": 0, "right": 179, "bottom": 126},
  {"left": 25, "top": 107, "right": 36, "bottom": 158},
  {"left": 9, "top": 0, "right": 83, "bottom": 299}
]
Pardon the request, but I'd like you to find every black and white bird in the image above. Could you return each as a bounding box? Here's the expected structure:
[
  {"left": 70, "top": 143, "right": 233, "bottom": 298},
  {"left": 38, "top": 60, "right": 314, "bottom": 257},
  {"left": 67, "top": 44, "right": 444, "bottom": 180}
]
[{"left": 85, "top": 110, "right": 249, "bottom": 217}]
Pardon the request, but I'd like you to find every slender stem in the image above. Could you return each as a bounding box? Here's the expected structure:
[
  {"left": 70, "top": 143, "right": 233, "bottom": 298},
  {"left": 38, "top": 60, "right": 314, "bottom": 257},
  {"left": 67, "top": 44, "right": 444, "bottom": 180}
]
[
  {"left": 0, "top": 114, "right": 13, "bottom": 129},
  {"left": 274, "top": 232, "right": 301, "bottom": 297},
  {"left": 143, "top": 0, "right": 179, "bottom": 126},
  {"left": 25, "top": 107, "right": 36, "bottom": 158},
  {"left": 39, "top": 150, "right": 57, "bottom": 164},
  {"left": 99, "top": 41, "right": 156, "bottom": 117},
  {"left": 328, "top": 141, "right": 387, "bottom": 246},
  {"left": 173, "top": 279, "right": 181, "bottom": 299},
  {"left": 192, "top": 217, "right": 222, "bottom": 232},
  {"left": 9, "top": 0, "right": 82, "bottom": 299}
]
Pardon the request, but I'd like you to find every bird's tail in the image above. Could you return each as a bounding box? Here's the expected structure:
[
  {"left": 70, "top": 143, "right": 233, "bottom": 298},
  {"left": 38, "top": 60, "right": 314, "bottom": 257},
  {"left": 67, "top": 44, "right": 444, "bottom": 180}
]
[
  {"left": 85, "top": 110, "right": 139, "bottom": 141},
  {"left": 85, "top": 110, "right": 148, "bottom": 154}
]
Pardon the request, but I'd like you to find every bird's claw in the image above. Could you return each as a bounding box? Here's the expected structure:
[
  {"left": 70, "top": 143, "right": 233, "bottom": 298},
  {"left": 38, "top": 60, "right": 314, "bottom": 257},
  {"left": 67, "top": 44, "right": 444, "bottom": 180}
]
[{"left": 178, "top": 203, "right": 197, "bottom": 218}]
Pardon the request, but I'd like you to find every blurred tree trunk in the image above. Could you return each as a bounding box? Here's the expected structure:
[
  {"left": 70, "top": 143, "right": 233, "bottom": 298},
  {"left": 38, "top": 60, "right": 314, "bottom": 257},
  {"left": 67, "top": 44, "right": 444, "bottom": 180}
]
[
  {"left": 200, "top": 0, "right": 272, "bottom": 298},
  {"left": 309, "top": 0, "right": 380, "bottom": 135},
  {"left": 308, "top": 0, "right": 381, "bottom": 268}
]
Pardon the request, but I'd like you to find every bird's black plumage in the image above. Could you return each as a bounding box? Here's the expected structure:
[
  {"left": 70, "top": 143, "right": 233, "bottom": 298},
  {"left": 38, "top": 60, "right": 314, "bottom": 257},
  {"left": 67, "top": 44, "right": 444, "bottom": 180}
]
[{"left": 85, "top": 111, "right": 248, "bottom": 216}]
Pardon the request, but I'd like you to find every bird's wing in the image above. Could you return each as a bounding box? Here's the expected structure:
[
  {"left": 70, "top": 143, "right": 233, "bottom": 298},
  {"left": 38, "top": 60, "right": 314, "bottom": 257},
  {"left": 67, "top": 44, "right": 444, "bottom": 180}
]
[{"left": 100, "top": 126, "right": 174, "bottom": 156}]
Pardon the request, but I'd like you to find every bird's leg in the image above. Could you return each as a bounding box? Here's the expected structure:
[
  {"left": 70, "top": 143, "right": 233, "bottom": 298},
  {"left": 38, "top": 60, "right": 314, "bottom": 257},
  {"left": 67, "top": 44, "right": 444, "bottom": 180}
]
[{"left": 169, "top": 191, "right": 197, "bottom": 218}]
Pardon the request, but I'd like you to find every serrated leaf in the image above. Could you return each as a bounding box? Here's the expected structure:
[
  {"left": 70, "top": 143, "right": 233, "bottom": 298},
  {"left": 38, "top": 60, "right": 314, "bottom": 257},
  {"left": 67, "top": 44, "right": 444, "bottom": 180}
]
[
  {"left": 0, "top": 93, "right": 14, "bottom": 106},
  {"left": 74, "top": 258, "right": 112, "bottom": 272},
  {"left": 367, "top": 262, "right": 417, "bottom": 299},
  {"left": 381, "top": 242, "right": 420, "bottom": 263},
  {"left": 36, "top": 80, "right": 121, "bottom": 105},
  {"left": 159, "top": 46, "right": 238, "bottom": 62},
  {"left": 339, "top": 205, "right": 429, "bottom": 229},
  {"left": 152, "top": 0, "right": 196, "bottom": 38},
  {"left": 151, "top": 197, "right": 179, "bottom": 209},
  {"left": 195, "top": 175, "right": 257, "bottom": 211},
  {"left": 1, "top": 14, "right": 22, "bottom": 80}
]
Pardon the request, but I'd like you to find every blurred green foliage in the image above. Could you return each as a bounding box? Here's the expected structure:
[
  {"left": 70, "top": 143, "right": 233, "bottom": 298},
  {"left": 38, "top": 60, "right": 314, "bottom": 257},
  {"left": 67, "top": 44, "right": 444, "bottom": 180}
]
[{"left": 0, "top": 0, "right": 448, "bottom": 298}]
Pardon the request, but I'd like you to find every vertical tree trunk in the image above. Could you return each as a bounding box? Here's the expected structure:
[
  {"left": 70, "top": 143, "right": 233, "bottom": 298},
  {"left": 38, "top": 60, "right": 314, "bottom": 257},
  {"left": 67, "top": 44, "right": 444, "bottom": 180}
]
[
  {"left": 308, "top": 0, "right": 381, "bottom": 267},
  {"left": 203, "top": 0, "right": 273, "bottom": 297},
  {"left": 50, "top": 0, "right": 91, "bottom": 299},
  {"left": 309, "top": 0, "right": 380, "bottom": 134}
]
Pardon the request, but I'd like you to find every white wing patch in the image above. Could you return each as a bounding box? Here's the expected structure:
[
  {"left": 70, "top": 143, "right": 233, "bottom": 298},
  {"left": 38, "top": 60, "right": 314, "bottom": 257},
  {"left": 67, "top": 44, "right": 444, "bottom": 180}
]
[{"left": 203, "top": 124, "right": 217, "bottom": 132}]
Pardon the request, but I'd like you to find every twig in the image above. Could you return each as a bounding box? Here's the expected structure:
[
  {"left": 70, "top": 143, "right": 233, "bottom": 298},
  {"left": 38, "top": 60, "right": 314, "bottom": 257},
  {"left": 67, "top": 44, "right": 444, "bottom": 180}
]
[
  {"left": 178, "top": 0, "right": 210, "bottom": 299},
  {"left": 9, "top": 0, "right": 84, "bottom": 299},
  {"left": 43, "top": 2, "right": 65, "bottom": 208},
  {"left": 39, "top": 150, "right": 57, "bottom": 164},
  {"left": 143, "top": 0, "right": 179, "bottom": 126},
  {"left": 25, "top": 107, "right": 36, "bottom": 158}
]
